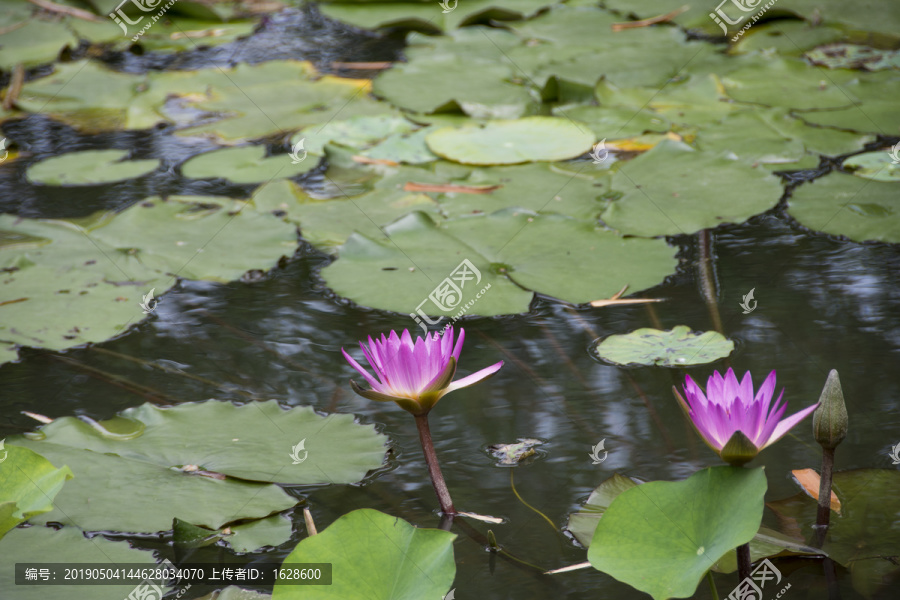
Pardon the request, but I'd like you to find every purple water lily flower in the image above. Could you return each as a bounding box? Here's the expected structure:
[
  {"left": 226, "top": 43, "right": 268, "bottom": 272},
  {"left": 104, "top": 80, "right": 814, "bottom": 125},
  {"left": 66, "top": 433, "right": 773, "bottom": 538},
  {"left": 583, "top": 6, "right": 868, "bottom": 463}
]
[
  {"left": 674, "top": 368, "right": 819, "bottom": 465},
  {"left": 342, "top": 327, "right": 503, "bottom": 415}
]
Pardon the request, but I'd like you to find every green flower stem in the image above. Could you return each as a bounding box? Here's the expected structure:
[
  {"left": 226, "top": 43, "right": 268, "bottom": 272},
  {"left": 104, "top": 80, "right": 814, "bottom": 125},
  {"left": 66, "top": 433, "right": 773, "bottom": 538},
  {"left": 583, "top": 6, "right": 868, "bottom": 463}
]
[
  {"left": 414, "top": 413, "right": 457, "bottom": 515},
  {"left": 816, "top": 446, "right": 836, "bottom": 531},
  {"left": 706, "top": 570, "right": 720, "bottom": 600}
]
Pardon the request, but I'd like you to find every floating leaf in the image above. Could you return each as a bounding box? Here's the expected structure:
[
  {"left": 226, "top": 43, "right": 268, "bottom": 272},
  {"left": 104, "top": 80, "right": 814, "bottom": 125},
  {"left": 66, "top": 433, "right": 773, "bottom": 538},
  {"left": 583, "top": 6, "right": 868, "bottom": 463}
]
[
  {"left": 228, "top": 514, "right": 294, "bottom": 553},
  {"left": 373, "top": 54, "right": 537, "bottom": 118},
  {"left": 791, "top": 468, "right": 841, "bottom": 512},
  {"left": 0, "top": 526, "right": 166, "bottom": 600},
  {"left": 600, "top": 140, "right": 783, "bottom": 237},
  {"left": 26, "top": 150, "right": 160, "bottom": 186},
  {"left": 843, "top": 150, "right": 900, "bottom": 181},
  {"left": 0, "top": 19, "right": 79, "bottom": 70},
  {"left": 807, "top": 44, "right": 900, "bottom": 71},
  {"left": 181, "top": 145, "right": 318, "bottom": 183},
  {"left": 588, "top": 466, "right": 767, "bottom": 600},
  {"left": 566, "top": 474, "right": 640, "bottom": 547},
  {"left": 272, "top": 509, "right": 456, "bottom": 600},
  {"left": 22, "top": 400, "right": 388, "bottom": 486},
  {"left": 320, "top": 0, "right": 551, "bottom": 32},
  {"left": 487, "top": 438, "right": 545, "bottom": 466},
  {"left": 594, "top": 325, "right": 734, "bottom": 367},
  {"left": 320, "top": 210, "right": 677, "bottom": 316},
  {"left": 425, "top": 117, "right": 594, "bottom": 165},
  {"left": 787, "top": 173, "right": 900, "bottom": 243},
  {"left": 0, "top": 444, "right": 73, "bottom": 540}
]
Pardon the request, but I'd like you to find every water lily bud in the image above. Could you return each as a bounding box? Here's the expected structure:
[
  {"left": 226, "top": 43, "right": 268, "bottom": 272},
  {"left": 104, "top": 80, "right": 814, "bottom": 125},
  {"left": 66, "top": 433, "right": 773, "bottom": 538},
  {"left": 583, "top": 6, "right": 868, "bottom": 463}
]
[{"left": 813, "top": 369, "right": 848, "bottom": 449}]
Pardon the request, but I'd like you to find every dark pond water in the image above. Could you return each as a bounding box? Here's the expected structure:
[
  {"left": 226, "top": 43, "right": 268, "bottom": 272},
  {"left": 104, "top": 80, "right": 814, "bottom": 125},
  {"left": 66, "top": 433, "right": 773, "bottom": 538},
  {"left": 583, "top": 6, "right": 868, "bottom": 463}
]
[{"left": 2, "top": 5, "right": 899, "bottom": 600}]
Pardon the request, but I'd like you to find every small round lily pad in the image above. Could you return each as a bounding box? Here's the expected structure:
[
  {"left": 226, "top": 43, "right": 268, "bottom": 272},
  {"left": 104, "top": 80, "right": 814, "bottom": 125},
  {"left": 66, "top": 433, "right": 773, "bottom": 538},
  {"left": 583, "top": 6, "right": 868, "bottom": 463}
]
[
  {"left": 594, "top": 325, "right": 734, "bottom": 367},
  {"left": 425, "top": 117, "right": 595, "bottom": 165}
]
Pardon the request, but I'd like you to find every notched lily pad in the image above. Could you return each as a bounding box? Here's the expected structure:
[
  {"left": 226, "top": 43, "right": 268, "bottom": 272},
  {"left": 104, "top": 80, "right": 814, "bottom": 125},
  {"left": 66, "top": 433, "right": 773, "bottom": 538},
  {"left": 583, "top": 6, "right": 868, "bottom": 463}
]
[
  {"left": 594, "top": 325, "right": 734, "bottom": 367},
  {"left": 843, "top": 150, "right": 900, "bottom": 182}
]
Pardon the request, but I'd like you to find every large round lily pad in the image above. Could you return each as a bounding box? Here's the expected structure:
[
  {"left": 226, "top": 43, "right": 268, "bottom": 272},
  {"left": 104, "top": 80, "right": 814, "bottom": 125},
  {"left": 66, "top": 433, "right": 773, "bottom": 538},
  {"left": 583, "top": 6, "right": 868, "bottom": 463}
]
[
  {"left": 425, "top": 117, "right": 595, "bottom": 165},
  {"left": 180, "top": 145, "right": 319, "bottom": 183},
  {"left": 25, "top": 400, "right": 388, "bottom": 486},
  {"left": 588, "top": 466, "right": 767, "bottom": 600},
  {"left": 594, "top": 325, "right": 734, "bottom": 367},
  {"left": 272, "top": 509, "right": 456, "bottom": 600},
  {"left": 0, "top": 526, "right": 166, "bottom": 600},
  {"left": 787, "top": 173, "right": 900, "bottom": 243},
  {"left": 26, "top": 150, "right": 160, "bottom": 185}
]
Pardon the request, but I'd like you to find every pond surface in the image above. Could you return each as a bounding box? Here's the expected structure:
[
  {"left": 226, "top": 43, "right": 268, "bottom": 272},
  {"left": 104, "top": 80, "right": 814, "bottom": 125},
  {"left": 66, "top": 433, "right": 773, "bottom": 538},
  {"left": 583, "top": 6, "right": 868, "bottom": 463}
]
[
  {"left": 2, "top": 196, "right": 899, "bottom": 599},
  {"left": 1, "top": 3, "right": 899, "bottom": 600}
]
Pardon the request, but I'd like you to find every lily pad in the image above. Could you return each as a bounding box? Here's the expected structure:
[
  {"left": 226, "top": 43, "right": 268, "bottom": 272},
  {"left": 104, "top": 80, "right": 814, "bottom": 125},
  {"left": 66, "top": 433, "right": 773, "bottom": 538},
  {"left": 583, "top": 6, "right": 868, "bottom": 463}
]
[
  {"left": 594, "top": 325, "right": 734, "bottom": 367},
  {"left": 320, "top": 210, "right": 677, "bottom": 315},
  {"left": 566, "top": 473, "right": 817, "bottom": 571},
  {"left": 843, "top": 150, "right": 900, "bottom": 181},
  {"left": 22, "top": 400, "right": 388, "bottom": 486},
  {"left": 0, "top": 526, "right": 167, "bottom": 600},
  {"left": 228, "top": 514, "right": 294, "bottom": 553},
  {"left": 566, "top": 473, "right": 640, "bottom": 547},
  {"left": 373, "top": 54, "right": 538, "bottom": 118},
  {"left": 600, "top": 140, "right": 783, "bottom": 237},
  {"left": 786, "top": 173, "right": 900, "bottom": 243},
  {"left": 10, "top": 437, "right": 297, "bottom": 533},
  {"left": 291, "top": 114, "right": 415, "bottom": 156},
  {"left": 425, "top": 117, "right": 595, "bottom": 165},
  {"left": 486, "top": 438, "right": 545, "bottom": 466},
  {"left": 588, "top": 466, "right": 767, "bottom": 600},
  {"left": 26, "top": 150, "right": 160, "bottom": 186},
  {"left": 0, "top": 444, "right": 73, "bottom": 540},
  {"left": 272, "top": 509, "right": 456, "bottom": 600},
  {"left": 0, "top": 19, "right": 79, "bottom": 70},
  {"left": 180, "top": 145, "right": 319, "bottom": 183},
  {"left": 320, "top": 0, "right": 550, "bottom": 32}
]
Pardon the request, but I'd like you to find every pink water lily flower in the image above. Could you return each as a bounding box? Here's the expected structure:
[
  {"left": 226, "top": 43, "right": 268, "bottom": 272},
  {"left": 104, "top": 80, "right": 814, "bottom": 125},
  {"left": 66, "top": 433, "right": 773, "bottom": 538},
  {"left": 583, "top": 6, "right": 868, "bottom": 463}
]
[
  {"left": 675, "top": 368, "right": 819, "bottom": 465},
  {"left": 342, "top": 327, "right": 503, "bottom": 415}
]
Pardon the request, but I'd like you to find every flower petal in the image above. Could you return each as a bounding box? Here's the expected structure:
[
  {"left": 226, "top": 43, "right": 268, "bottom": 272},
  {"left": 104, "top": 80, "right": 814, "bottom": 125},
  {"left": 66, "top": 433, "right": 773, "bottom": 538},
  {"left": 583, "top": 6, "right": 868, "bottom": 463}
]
[
  {"left": 760, "top": 402, "right": 820, "bottom": 449},
  {"left": 342, "top": 348, "right": 383, "bottom": 391},
  {"left": 444, "top": 360, "right": 503, "bottom": 394}
]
